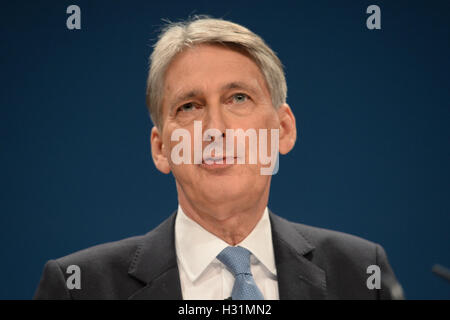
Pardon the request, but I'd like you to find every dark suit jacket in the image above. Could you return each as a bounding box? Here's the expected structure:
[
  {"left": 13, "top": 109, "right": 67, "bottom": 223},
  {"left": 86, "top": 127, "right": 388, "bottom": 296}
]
[{"left": 34, "top": 211, "right": 403, "bottom": 299}]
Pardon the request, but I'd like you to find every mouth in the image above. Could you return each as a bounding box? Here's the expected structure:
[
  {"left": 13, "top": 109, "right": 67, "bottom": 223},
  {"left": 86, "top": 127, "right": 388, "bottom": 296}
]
[{"left": 200, "top": 156, "right": 238, "bottom": 169}]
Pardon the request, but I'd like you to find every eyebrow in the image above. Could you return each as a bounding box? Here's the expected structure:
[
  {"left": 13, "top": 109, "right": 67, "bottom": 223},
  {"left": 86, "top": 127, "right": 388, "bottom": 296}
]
[
  {"left": 169, "top": 81, "right": 259, "bottom": 111},
  {"left": 169, "top": 90, "right": 203, "bottom": 111},
  {"left": 221, "top": 81, "right": 259, "bottom": 95}
]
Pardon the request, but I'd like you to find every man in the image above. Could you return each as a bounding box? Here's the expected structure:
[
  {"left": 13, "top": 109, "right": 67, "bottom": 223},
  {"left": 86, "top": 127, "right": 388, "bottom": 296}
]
[{"left": 34, "top": 17, "right": 403, "bottom": 300}]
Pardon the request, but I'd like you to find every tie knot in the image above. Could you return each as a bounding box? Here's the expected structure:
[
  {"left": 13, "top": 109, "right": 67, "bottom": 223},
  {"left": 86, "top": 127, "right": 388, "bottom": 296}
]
[{"left": 217, "top": 246, "right": 252, "bottom": 276}]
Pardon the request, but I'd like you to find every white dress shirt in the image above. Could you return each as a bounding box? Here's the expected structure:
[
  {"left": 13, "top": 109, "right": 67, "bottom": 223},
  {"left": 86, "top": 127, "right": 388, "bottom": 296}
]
[{"left": 175, "top": 205, "right": 279, "bottom": 300}]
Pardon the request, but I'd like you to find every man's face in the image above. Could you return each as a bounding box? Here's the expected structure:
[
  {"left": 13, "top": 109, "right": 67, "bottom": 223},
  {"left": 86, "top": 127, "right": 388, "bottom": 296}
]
[{"left": 152, "top": 44, "right": 294, "bottom": 216}]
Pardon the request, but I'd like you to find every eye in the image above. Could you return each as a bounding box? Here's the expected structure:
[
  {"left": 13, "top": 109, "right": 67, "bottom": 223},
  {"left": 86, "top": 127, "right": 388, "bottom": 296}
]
[
  {"left": 231, "top": 93, "right": 249, "bottom": 104},
  {"left": 177, "top": 102, "right": 196, "bottom": 113}
]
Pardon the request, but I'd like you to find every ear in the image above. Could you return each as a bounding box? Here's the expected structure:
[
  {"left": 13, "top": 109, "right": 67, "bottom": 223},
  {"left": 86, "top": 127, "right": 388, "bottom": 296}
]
[
  {"left": 151, "top": 126, "right": 171, "bottom": 174},
  {"left": 277, "top": 104, "right": 297, "bottom": 155}
]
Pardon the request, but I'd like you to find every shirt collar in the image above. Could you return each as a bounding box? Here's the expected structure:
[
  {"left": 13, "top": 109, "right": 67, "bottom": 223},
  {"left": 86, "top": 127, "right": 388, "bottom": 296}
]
[
  {"left": 175, "top": 205, "right": 277, "bottom": 283},
  {"left": 238, "top": 208, "right": 277, "bottom": 277}
]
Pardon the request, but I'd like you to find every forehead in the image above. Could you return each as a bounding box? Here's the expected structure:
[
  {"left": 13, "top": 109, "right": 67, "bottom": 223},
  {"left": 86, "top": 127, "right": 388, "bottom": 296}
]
[{"left": 163, "top": 43, "right": 270, "bottom": 101}]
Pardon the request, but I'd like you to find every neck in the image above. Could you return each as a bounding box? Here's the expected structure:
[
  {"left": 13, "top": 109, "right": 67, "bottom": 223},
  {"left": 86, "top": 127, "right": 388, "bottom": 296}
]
[{"left": 177, "top": 184, "right": 270, "bottom": 246}]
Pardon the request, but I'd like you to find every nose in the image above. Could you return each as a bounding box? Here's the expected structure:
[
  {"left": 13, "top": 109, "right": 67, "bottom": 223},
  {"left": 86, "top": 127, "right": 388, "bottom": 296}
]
[
  {"left": 203, "top": 102, "right": 227, "bottom": 140},
  {"left": 207, "top": 132, "right": 225, "bottom": 141}
]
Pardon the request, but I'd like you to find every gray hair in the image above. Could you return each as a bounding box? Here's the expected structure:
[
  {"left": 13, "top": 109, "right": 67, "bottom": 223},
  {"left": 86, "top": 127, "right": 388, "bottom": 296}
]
[{"left": 146, "top": 17, "right": 287, "bottom": 129}]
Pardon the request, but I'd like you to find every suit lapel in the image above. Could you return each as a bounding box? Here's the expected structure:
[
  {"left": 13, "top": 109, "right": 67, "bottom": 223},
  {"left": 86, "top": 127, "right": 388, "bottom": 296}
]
[
  {"left": 270, "top": 212, "right": 327, "bottom": 300},
  {"left": 127, "top": 212, "right": 183, "bottom": 300},
  {"left": 126, "top": 210, "right": 326, "bottom": 300}
]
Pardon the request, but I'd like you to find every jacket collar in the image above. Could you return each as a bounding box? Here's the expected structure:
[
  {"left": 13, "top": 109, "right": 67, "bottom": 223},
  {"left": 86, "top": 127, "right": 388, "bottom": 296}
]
[
  {"left": 269, "top": 211, "right": 327, "bottom": 299},
  {"left": 127, "top": 211, "right": 182, "bottom": 300},
  {"left": 126, "top": 210, "right": 327, "bottom": 300}
]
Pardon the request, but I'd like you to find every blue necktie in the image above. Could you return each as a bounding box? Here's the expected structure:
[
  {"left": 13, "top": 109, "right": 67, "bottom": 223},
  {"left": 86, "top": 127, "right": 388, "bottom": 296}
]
[{"left": 217, "top": 246, "right": 264, "bottom": 300}]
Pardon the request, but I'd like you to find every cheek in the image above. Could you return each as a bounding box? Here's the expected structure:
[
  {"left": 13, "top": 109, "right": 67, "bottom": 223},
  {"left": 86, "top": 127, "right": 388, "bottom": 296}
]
[
  {"left": 247, "top": 106, "right": 279, "bottom": 129},
  {"left": 162, "top": 125, "right": 196, "bottom": 165},
  {"left": 263, "top": 108, "right": 280, "bottom": 128}
]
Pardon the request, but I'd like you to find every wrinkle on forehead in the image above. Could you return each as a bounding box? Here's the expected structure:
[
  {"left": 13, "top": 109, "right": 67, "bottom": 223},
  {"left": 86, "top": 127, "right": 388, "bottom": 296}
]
[{"left": 160, "top": 43, "right": 272, "bottom": 120}]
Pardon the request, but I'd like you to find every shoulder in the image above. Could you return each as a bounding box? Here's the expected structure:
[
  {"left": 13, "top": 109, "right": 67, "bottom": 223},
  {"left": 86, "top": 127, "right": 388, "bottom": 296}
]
[
  {"left": 270, "top": 213, "right": 383, "bottom": 274},
  {"left": 54, "top": 234, "right": 145, "bottom": 272},
  {"left": 291, "top": 220, "right": 379, "bottom": 259},
  {"left": 291, "top": 220, "right": 404, "bottom": 299},
  {"left": 34, "top": 234, "right": 148, "bottom": 299},
  {"left": 34, "top": 214, "right": 178, "bottom": 299},
  {"left": 271, "top": 213, "right": 380, "bottom": 258},
  {"left": 34, "top": 213, "right": 174, "bottom": 299},
  {"left": 270, "top": 213, "right": 404, "bottom": 299},
  {"left": 53, "top": 212, "right": 177, "bottom": 271}
]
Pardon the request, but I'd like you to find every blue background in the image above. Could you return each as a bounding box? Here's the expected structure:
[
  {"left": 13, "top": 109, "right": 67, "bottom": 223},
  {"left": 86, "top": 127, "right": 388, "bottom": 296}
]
[{"left": 1, "top": 0, "right": 449, "bottom": 299}]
